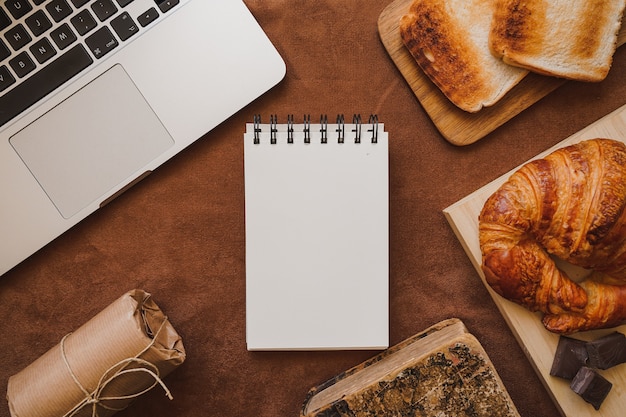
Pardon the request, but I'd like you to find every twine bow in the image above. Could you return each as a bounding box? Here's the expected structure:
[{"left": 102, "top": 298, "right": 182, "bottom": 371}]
[{"left": 60, "top": 320, "right": 173, "bottom": 417}]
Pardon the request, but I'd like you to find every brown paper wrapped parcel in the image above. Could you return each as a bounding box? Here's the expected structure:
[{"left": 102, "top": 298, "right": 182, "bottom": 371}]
[{"left": 7, "top": 289, "right": 186, "bottom": 417}]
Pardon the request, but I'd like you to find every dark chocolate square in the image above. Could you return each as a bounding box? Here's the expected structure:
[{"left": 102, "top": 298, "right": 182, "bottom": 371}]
[
  {"left": 550, "top": 336, "right": 588, "bottom": 379},
  {"left": 570, "top": 366, "right": 612, "bottom": 410},
  {"left": 586, "top": 332, "right": 626, "bottom": 370}
]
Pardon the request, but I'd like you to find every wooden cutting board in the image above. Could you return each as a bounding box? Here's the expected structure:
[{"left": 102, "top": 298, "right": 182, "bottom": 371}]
[
  {"left": 443, "top": 103, "right": 626, "bottom": 417},
  {"left": 378, "top": 0, "right": 626, "bottom": 146}
]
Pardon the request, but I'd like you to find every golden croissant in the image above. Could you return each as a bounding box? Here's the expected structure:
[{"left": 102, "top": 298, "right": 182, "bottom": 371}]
[{"left": 479, "top": 138, "right": 626, "bottom": 334}]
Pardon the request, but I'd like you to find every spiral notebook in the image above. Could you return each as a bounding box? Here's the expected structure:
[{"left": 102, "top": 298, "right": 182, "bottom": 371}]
[{"left": 244, "top": 115, "right": 389, "bottom": 351}]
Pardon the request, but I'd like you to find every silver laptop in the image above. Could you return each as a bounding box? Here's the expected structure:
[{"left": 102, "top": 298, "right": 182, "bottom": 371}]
[{"left": 0, "top": 0, "right": 285, "bottom": 275}]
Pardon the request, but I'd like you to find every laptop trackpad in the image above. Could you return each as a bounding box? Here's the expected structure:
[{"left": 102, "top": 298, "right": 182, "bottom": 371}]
[{"left": 10, "top": 65, "right": 174, "bottom": 219}]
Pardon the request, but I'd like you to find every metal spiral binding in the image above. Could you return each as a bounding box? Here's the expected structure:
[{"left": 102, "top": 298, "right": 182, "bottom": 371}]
[
  {"left": 368, "top": 114, "right": 378, "bottom": 143},
  {"left": 336, "top": 114, "right": 345, "bottom": 144},
  {"left": 352, "top": 114, "right": 362, "bottom": 143},
  {"left": 320, "top": 114, "right": 328, "bottom": 144},
  {"left": 253, "top": 114, "right": 262, "bottom": 144},
  {"left": 303, "top": 114, "right": 311, "bottom": 144},
  {"left": 270, "top": 114, "right": 278, "bottom": 144},
  {"left": 251, "top": 114, "right": 378, "bottom": 144},
  {"left": 287, "top": 114, "right": 294, "bottom": 144}
]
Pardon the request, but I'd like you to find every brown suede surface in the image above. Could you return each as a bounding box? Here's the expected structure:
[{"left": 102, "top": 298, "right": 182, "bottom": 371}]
[{"left": 2, "top": 2, "right": 626, "bottom": 416}]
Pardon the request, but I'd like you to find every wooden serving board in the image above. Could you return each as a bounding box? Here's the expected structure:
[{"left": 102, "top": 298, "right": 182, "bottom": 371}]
[
  {"left": 378, "top": 0, "right": 626, "bottom": 146},
  {"left": 443, "top": 103, "right": 626, "bottom": 417}
]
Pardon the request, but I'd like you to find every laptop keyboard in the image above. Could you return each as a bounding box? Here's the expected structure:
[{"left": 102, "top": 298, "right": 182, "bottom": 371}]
[{"left": 0, "top": 0, "right": 180, "bottom": 127}]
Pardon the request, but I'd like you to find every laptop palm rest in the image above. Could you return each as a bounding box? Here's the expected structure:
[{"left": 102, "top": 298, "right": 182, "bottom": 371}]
[{"left": 10, "top": 65, "right": 174, "bottom": 219}]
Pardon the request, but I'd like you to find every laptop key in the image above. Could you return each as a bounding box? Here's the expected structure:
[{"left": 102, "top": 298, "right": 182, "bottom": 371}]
[
  {"left": 85, "top": 26, "right": 118, "bottom": 59},
  {"left": 0, "top": 8, "right": 10, "bottom": 31},
  {"left": 111, "top": 12, "right": 138, "bottom": 41},
  {"left": 25, "top": 10, "right": 53, "bottom": 37},
  {"left": 5, "top": 24, "right": 32, "bottom": 51},
  {"left": 30, "top": 37, "right": 57, "bottom": 64},
  {"left": 71, "top": 9, "right": 97, "bottom": 36},
  {"left": 50, "top": 23, "right": 77, "bottom": 50},
  {"left": 0, "top": 65, "right": 16, "bottom": 92},
  {"left": 5, "top": 0, "right": 32, "bottom": 20},
  {"left": 70, "top": 0, "right": 90, "bottom": 7},
  {"left": 91, "top": 0, "right": 118, "bottom": 22},
  {"left": 137, "top": 7, "right": 158, "bottom": 27},
  {"left": 0, "top": 44, "right": 93, "bottom": 127},
  {"left": 0, "top": 40, "right": 10, "bottom": 61},
  {"left": 116, "top": 0, "right": 134, "bottom": 7},
  {"left": 9, "top": 51, "right": 36, "bottom": 78},
  {"left": 156, "top": 0, "right": 179, "bottom": 14},
  {"left": 46, "top": 0, "right": 73, "bottom": 23}
]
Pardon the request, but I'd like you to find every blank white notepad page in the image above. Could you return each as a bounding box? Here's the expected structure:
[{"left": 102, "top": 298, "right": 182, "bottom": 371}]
[{"left": 244, "top": 118, "right": 389, "bottom": 350}]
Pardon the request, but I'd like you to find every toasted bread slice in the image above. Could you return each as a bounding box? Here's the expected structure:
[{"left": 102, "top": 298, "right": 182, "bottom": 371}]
[
  {"left": 399, "top": 0, "right": 528, "bottom": 113},
  {"left": 490, "top": 0, "right": 626, "bottom": 82}
]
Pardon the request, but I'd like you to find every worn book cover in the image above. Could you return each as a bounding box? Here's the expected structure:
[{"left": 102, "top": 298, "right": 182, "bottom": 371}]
[{"left": 301, "top": 318, "right": 519, "bottom": 417}]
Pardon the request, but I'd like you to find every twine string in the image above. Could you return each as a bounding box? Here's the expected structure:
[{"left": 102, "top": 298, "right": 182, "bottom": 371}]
[{"left": 60, "top": 319, "right": 172, "bottom": 417}]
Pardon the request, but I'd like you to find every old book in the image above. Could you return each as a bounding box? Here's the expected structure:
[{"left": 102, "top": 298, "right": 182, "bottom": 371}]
[{"left": 301, "top": 318, "right": 520, "bottom": 417}]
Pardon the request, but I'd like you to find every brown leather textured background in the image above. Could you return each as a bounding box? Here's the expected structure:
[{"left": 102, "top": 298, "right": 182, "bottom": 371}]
[{"left": 2, "top": 2, "right": 626, "bottom": 416}]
